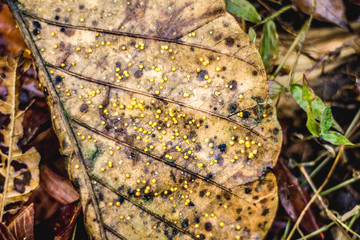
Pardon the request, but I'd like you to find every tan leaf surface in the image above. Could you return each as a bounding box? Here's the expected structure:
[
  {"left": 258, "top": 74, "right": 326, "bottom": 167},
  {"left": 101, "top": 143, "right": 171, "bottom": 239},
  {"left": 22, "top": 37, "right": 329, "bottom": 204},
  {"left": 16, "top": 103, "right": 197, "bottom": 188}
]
[
  {"left": 0, "top": 55, "right": 40, "bottom": 218},
  {"left": 8, "top": 0, "right": 282, "bottom": 239}
]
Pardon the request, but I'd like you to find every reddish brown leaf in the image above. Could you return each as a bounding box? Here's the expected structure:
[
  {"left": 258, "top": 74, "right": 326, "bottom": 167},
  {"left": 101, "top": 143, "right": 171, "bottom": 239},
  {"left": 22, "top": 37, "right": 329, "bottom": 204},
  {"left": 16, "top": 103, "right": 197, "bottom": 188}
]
[
  {"left": 275, "top": 159, "right": 321, "bottom": 233},
  {"left": 292, "top": 0, "right": 348, "bottom": 28},
  {"left": 40, "top": 166, "right": 79, "bottom": 205},
  {"left": 8, "top": 203, "right": 34, "bottom": 240},
  {"left": 0, "top": 3, "right": 30, "bottom": 58},
  {"left": 0, "top": 222, "right": 16, "bottom": 240},
  {"left": 54, "top": 203, "right": 81, "bottom": 240}
]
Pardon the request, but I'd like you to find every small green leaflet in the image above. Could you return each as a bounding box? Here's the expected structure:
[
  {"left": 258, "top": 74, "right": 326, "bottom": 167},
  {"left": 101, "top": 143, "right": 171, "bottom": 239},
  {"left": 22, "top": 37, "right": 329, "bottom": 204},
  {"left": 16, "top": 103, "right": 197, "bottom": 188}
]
[
  {"left": 248, "top": 28, "right": 256, "bottom": 43},
  {"left": 290, "top": 84, "right": 342, "bottom": 131},
  {"left": 259, "top": 20, "right": 278, "bottom": 73},
  {"left": 226, "top": 0, "right": 261, "bottom": 23},
  {"left": 322, "top": 131, "right": 353, "bottom": 146},
  {"left": 306, "top": 105, "right": 320, "bottom": 137},
  {"left": 320, "top": 105, "right": 332, "bottom": 134},
  {"left": 302, "top": 80, "right": 314, "bottom": 103}
]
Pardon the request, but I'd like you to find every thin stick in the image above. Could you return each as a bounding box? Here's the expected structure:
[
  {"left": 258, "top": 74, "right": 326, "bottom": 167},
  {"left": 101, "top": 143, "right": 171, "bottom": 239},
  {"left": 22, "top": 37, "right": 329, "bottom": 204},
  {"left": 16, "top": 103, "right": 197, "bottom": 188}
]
[{"left": 286, "top": 145, "right": 344, "bottom": 240}]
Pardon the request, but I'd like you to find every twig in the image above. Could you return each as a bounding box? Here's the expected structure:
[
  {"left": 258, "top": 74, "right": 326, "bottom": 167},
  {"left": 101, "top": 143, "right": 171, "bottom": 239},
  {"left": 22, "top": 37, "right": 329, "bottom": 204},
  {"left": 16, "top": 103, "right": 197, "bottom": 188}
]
[{"left": 286, "top": 145, "right": 344, "bottom": 240}]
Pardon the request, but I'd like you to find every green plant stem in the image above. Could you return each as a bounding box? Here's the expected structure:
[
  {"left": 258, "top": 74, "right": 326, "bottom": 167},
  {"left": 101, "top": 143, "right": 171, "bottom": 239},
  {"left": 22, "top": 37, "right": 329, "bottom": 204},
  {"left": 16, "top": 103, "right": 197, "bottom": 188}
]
[
  {"left": 345, "top": 108, "right": 360, "bottom": 137},
  {"left": 273, "top": 18, "right": 310, "bottom": 78},
  {"left": 255, "top": 5, "right": 292, "bottom": 26},
  {"left": 281, "top": 219, "right": 292, "bottom": 240},
  {"left": 348, "top": 209, "right": 360, "bottom": 229},
  {"left": 301, "top": 155, "right": 331, "bottom": 186},
  {"left": 296, "top": 222, "right": 335, "bottom": 240},
  {"left": 320, "top": 175, "right": 360, "bottom": 196}
]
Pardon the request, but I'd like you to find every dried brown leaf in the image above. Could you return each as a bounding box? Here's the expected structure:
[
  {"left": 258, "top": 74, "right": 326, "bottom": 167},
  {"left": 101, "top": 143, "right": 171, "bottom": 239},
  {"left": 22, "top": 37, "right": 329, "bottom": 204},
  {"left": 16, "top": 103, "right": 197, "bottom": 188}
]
[
  {"left": 8, "top": 203, "right": 34, "bottom": 240},
  {"left": 0, "top": 221, "right": 16, "bottom": 240},
  {"left": 0, "top": 3, "right": 30, "bottom": 58},
  {"left": 54, "top": 202, "right": 81, "bottom": 240},
  {"left": 8, "top": 0, "right": 282, "bottom": 239},
  {"left": 275, "top": 159, "right": 320, "bottom": 233},
  {"left": 0, "top": 55, "right": 40, "bottom": 218},
  {"left": 292, "top": 0, "right": 348, "bottom": 28},
  {"left": 41, "top": 165, "right": 79, "bottom": 205}
]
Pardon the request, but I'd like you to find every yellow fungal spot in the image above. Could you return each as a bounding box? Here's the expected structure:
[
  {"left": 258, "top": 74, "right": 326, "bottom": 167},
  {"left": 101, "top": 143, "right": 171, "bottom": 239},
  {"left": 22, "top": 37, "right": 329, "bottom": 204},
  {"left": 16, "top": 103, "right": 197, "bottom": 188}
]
[
  {"left": 40, "top": 48, "right": 45, "bottom": 52},
  {"left": 236, "top": 225, "right": 241, "bottom": 231},
  {"left": 220, "top": 222, "right": 225, "bottom": 227},
  {"left": 80, "top": 18, "right": 85, "bottom": 22}
]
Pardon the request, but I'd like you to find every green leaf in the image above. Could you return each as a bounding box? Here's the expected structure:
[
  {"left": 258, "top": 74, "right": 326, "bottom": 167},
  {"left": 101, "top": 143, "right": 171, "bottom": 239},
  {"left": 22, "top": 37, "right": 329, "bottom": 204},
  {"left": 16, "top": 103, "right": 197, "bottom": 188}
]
[
  {"left": 248, "top": 28, "right": 256, "bottom": 44},
  {"left": 320, "top": 105, "right": 332, "bottom": 133},
  {"left": 306, "top": 105, "right": 320, "bottom": 137},
  {"left": 226, "top": 0, "right": 261, "bottom": 23},
  {"left": 259, "top": 20, "right": 278, "bottom": 73},
  {"left": 302, "top": 81, "right": 313, "bottom": 103},
  {"left": 290, "top": 84, "right": 342, "bottom": 132},
  {"left": 322, "top": 131, "right": 354, "bottom": 146}
]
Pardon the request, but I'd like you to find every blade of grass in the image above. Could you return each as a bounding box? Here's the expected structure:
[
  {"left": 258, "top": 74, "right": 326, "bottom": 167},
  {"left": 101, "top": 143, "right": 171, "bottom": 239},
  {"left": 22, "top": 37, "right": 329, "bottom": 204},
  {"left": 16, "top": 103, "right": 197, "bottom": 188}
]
[{"left": 272, "top": 18, "right": 311, "bottom": 78}]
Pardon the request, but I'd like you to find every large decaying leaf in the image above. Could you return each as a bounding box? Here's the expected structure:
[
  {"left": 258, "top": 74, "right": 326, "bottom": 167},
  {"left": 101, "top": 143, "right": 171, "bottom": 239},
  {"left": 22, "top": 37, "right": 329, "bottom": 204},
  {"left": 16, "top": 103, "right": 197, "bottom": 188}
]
[
  {"left": 0, "top": 56, "right": 40, "bottom": 218},
  {"left": 7, "top": 0, "right": 282, "bottom": 239}
]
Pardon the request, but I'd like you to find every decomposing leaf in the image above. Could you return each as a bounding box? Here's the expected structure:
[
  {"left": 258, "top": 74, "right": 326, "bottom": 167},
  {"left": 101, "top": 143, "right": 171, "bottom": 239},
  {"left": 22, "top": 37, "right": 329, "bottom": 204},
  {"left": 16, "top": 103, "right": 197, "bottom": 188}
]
[
  {"left": 0, "top": 3, "right": 30, "bottom": 58},
  {"left": 0, "top": 221, "right": 16, "bottom": 240},
  {"left": 40, "top": 165, "right": 79, "bottom": 205},
  {"left": 260, "top": 20, "right": 279, "bottom": 73},
  {"left": 7, "top": 0, "right": 282, "bottom": 239},
  {"left": 226, "top": 0, "right": 262, "bottom": 23},
  {"left": 291, "top": 0, "right": 348, "bottom": 28},
  {"left": 0, "top": 55, "right": 40, "bottom": 218},
  {"left": 274, "top": 160, "right": 321, "bottom": 234},
  {"left": 8, "top": 203, "right": 34, "bottom": 240},
  {"left": 53, "top": 202, "right": 81, "bottom": 240}
]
